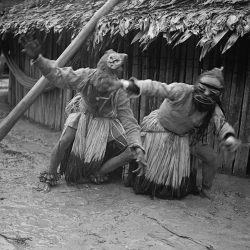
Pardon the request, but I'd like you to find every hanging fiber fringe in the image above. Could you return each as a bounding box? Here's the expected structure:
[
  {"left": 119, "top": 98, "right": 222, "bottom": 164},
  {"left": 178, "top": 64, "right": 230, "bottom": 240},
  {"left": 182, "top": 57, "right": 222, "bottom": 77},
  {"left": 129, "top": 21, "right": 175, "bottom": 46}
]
[
  {"left": 133, "top": 110, "right": 190, "bottom": 198},
  {"left": 65, "top": 93, "right": 83, "bottom": 116},
  {"left": 60, "top": 94, "right": 126, "bottom": 182}
]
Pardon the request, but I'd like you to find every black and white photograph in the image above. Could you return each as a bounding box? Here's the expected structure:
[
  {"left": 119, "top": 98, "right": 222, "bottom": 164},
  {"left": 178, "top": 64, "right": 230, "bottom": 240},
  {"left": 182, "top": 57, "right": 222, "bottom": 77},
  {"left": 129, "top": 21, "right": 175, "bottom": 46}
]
[{"left": 0, "top": 0, "right": 250, "bottom": 249}]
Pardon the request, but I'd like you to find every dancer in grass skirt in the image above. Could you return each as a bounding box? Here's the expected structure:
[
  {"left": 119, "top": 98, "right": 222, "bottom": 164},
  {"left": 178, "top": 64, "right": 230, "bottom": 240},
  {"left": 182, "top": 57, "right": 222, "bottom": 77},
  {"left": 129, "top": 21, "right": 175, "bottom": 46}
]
[
  {"left": 120, "top": 68, "right": 240, "bottom": 199},
  {"left": 21, "top": 37, "right": 145, "bottom": 187}
]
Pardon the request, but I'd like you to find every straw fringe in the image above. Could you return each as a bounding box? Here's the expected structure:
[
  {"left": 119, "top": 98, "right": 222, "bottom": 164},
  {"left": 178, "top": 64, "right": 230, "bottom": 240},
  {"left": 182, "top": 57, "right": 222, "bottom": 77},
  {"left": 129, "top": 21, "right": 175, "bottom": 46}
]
[
  {"left": 60, "top": 114, "right": 110, "bottom": 182},
  {"left": 72, "top": 113, "right": 109, "bottom": 163},
  {"left": 61, "top": 93, "right": 128, "bottom": 182},
  {"left": 141, "top": 110, "right": 190, "bottom": 190},
  {"left": 60, "top": 106, "right": 126, "bottom": 182},
  {"left": 65, "top": 93, "right": 83, "bottom": 116}
]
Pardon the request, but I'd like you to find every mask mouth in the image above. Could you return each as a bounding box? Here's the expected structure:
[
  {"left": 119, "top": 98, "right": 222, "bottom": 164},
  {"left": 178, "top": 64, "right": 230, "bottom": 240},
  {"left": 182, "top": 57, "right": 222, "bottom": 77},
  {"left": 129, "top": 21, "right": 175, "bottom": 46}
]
[
  {"left": 193, "top": 92, "right": 217, "bottom": 112},
  {"left": 193, "top": 93, "right": 216, "bottom": 105},
  {"left": 194, "top": 84, "right": 221, "bottom": 103}
]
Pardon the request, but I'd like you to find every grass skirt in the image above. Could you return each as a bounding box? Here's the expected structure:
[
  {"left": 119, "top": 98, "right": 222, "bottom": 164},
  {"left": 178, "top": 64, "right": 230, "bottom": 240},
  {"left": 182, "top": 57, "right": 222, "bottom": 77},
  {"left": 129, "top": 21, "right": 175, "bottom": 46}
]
[
  {"left": 60, "top": 111, "right": 127, "bottom": 183},
  {"left": 132, "top": 110, "right": 192, "bottom": 199}
]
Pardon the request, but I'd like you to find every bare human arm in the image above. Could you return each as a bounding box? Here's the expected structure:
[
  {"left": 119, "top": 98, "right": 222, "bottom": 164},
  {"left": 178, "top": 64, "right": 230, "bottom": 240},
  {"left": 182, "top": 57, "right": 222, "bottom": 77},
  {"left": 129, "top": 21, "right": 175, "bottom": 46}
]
[
  {"left": 32, "top": 56, "right": 91, "bottom": 90},
  {"left": 116, "top": 89, "right": 146, "bottom": 173},
  {"left": 121, "top": 78, "right": 188, "bottom": 100},
  {"left": 213, "top": 105, "right": 240, "bottom": 152},
  {"left": 19, "top": 36, "right": 92, "bottom": 90}
]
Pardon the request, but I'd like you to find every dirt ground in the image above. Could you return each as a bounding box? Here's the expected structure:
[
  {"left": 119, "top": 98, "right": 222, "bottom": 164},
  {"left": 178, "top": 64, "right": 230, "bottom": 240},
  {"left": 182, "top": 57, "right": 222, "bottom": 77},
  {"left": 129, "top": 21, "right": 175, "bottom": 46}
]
[{"left": 0, "top": 102, "right": 250, "bottom": 250}]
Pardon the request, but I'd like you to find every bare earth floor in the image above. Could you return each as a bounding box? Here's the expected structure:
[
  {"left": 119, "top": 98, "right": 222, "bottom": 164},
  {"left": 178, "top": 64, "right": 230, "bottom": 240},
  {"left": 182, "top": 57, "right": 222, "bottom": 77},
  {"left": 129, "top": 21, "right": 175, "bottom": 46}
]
[{"left": 0, "top": 104, "right": 250, "bottom": 250}]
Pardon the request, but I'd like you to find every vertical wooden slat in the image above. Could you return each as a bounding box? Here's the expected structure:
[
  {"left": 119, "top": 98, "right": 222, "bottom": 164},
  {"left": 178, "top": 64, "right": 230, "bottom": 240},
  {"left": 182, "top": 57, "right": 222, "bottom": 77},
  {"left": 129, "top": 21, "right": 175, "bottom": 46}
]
[
  {"left": 228, "top": 42, "right": 244, "bottom": 174},
  {"left": 34, "top": 30, "right": 42, "bottom": 124},
  {"left": 221, "top": 43, "right": 239, "bottom": 173},
  {"left": 14, "top": 41, "right": 21, "bottom": 109},
  {"left": 233, "top": 38, "right": 250, "bottom": 175},
  {"left": 172, "top": 45, "right": 180, "bottom": 82},
  {"left": 157, "top": 37, "right": 167, "bottom": 107},
  {"left": 166, "top": 44, "right": 174, "bottom": 84},
  {"left": 241, "top": 59, "right": 250, "bottom": 175},
  {"left": 8, "top": 37, "right": 15, "bottom": 107},
  {"left": 220, "top": 44, "right": 235, "bottom": 173},
  {"left": 211, "top": 48, "right": 220, "bottom": 161},
  {"left": 45, "top": 31, "right": 54, "bottom": 128},
  {"left": 139, "top": 48, "right": 149, "bottom": 123},
  {"left": 51, "top": 32, "right": 58, "bottom": 129},
  {"left": 192, "top": 37, "right": 201, "bottom": 83},
  {"left": 185, "top": 37, "right": 195, "bottom": 85},
  {"left": 179, "top": 42, "right": 187, "bottom": 82},
  {"left": 137, "top": 44, "right": 143, "bottom": 122},
  {"left": 25, "top": 38, "right": 32, "bottom": 120},
  {"left": 131, "top": 42, "right": 140, "bottom": 121},
  {"left": 60, "top": 30, "right": 69, "bottom": 130},
  {"left": 53, "top": 33, "right": 63, "bottom": 130},
  {"left": 9, "top": 73, "right": 15, "bottom": 107},
  {"left": 146, "top": 40, "right": 158, "bottom": 115}
]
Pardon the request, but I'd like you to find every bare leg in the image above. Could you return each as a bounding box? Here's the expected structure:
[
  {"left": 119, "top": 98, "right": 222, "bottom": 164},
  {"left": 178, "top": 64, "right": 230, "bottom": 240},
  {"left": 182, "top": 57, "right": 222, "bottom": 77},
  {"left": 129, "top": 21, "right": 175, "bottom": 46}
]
[
  {"left": 47, "top": 127, "right": 76, "bottom": 174},
  {"left": 98, "top": 147, "right": 134, "bottom": 175},
  {"left": 191, "top": 143, "right": 219, "bottom": 199}
]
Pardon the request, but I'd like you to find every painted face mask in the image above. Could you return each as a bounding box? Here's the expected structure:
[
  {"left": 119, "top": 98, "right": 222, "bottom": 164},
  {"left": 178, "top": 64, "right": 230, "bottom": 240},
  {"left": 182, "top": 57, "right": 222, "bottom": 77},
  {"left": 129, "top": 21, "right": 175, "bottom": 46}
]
[
  {"left": 94, "top": 50, "right": 128, "bottom": 93},
  {"left": 193, "top": 83, "right": 221, "bottom": 111},
  {"left": 97, "top": 49, "right": 128, "bottom": 76},
  {"left": 193, "top": 68, "right": 224, "bottom": 112}
]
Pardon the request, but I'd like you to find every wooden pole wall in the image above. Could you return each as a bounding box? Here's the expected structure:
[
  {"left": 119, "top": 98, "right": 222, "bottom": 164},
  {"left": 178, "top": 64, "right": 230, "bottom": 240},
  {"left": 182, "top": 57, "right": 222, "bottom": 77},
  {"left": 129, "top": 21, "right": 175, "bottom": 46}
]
[
  {"left": 122, "top": 36, "right": 250, "bottom": 176},
  {"left": 8, "top": 33, "right": 250, "bottom": 176}
]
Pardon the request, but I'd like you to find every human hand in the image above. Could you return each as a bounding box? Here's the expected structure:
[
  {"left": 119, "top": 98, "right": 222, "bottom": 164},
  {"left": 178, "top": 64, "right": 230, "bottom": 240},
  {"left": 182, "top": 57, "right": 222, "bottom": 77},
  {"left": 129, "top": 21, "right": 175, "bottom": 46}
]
[
  {"left": 121, "top": 78, "right": 140, "bottom": 95},
  {"left": 107, "top": 79, "right": 123, "bottom": 92},
  {"left": 131, "top": 147, "right": 147, "bottom": 176},
  {"left": 19, "top": 34, "right": 41, "bottom": 60},
  {"left": 222, "top": 136, "right": 241, "bottom": 153}
]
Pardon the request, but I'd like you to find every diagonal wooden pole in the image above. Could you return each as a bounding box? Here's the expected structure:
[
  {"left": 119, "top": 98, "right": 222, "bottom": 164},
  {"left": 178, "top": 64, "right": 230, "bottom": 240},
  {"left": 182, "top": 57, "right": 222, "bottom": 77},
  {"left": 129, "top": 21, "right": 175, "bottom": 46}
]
[{"left": 0, "top": 0, "right": 123, "bottom": 141}]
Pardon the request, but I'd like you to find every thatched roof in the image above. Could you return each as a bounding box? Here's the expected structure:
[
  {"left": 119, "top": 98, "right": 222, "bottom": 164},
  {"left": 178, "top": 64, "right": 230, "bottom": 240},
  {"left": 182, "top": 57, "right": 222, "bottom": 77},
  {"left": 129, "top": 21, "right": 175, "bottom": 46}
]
[
  {"left": 0, "top": 0, "right": 105, "bottom": 35},
  {"left": 0, "top": 0, "right": 25, "bottom": 12},
  {"left": 0, "top": 0, "right": 249, "bottom": 58}
]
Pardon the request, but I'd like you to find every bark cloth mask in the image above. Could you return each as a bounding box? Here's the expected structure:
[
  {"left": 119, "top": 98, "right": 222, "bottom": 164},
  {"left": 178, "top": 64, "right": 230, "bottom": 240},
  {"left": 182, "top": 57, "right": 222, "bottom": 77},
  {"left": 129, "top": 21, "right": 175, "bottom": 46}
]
[
  {"left": 193, "top": 67, "right": 224, "bottom": 112},
  {"left": 97, "top": 49, "right": 128, "bottom": 76},
  {"left": 93, "top": 50, "right": 128, "bottom": 93}
]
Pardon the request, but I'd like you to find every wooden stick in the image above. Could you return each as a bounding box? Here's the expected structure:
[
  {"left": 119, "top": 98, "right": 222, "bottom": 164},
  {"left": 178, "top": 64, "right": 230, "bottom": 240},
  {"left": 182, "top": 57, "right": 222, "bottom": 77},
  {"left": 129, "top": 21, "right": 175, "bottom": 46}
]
[{"left": 0, "top": 0, "right": 122, "bottom": 141}]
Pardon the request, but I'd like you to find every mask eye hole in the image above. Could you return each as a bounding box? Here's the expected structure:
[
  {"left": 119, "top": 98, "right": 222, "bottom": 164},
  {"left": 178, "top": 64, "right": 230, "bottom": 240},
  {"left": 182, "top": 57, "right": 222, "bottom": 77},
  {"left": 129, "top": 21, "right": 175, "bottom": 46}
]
[
  {"left": 107, "top": 54, "right": 122, "bottom": 69},
  {"left": 197, "top": 84, "right": 207, "bottom": 92},
  {"left": 199, "top": 84, "right": 206, "bottom": 90},
  {"left": 198, "top": 83, "right": 221, "bottom": 96}
]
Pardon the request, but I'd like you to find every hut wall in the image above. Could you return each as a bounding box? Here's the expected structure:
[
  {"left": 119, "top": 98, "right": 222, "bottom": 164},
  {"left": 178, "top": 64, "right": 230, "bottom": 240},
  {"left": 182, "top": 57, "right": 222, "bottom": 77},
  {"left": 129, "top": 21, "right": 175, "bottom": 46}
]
[
  {"left": 117, "top": 35, "right": 250, "bottom": 176},
  {"left": 8, "top": 32, "right": 76, "bottom": 130},
  {"left": 8, "top": 33, "right": 250, "bottom": 176}
]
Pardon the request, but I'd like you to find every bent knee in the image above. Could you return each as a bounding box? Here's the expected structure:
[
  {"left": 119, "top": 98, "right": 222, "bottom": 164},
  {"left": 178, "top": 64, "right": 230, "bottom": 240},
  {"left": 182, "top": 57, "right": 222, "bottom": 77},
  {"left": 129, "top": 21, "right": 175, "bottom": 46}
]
[
  {"left": 59, "top": 128, "right": 76, "bottom": 147},
  {"left": 58, "top": 135, "right": 75, "bottom": 150}
]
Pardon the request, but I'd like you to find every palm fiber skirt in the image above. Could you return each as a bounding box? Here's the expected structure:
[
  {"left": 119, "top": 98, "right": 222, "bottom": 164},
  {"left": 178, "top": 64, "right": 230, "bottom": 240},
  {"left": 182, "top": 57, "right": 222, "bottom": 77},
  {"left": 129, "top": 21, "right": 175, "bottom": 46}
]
[
  {"left": 132, "top": 110, "right": 193, "bottom": 199},
  {"left": 60, "top": 112, "right": 127, "bottom": 183}
]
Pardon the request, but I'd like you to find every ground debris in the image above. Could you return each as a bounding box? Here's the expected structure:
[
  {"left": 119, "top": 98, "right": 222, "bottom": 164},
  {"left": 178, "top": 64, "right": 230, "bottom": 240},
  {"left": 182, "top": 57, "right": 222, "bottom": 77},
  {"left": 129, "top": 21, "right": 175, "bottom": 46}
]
[
  {"left": 0, "top": 233, "right": 32, "bottom": 245},
  {"left": 142, "top": 213, "right": 215, "bottom": 250}
]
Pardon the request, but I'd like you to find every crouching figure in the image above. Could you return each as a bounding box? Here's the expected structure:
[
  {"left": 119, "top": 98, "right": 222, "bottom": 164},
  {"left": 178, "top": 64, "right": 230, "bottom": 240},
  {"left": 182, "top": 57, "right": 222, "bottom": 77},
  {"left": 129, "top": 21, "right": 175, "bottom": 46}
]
[
  {"left": 120, "top": 68, "right": 240, "bottom": 199},
  {"left": 20, "top": 37, "right": 145, "bottom": 189}
]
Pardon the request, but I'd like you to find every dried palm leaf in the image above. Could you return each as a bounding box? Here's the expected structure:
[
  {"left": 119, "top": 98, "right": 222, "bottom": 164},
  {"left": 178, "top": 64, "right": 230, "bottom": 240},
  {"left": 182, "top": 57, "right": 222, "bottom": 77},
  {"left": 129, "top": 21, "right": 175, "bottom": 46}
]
[{"left": 222, "top": 32, "right": 239, "bottom": 53}]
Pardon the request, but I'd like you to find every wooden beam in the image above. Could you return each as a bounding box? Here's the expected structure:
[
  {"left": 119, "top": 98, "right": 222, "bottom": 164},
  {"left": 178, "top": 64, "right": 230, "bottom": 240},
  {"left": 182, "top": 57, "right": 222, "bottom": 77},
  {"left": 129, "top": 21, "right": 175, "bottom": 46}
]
[{"left": 0, "top": 0, "right": 123, "bottom": 141}]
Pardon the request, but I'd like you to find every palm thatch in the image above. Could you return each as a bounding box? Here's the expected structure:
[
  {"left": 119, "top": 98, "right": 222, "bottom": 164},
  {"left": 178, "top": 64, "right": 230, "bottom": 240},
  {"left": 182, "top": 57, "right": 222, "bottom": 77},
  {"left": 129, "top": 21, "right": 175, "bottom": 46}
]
[
  {"left": 0, "top": 0, "right": 249, "bottom": 58},
  {"left": 0, "top": 0, "right": 106, "bottom": 35}
]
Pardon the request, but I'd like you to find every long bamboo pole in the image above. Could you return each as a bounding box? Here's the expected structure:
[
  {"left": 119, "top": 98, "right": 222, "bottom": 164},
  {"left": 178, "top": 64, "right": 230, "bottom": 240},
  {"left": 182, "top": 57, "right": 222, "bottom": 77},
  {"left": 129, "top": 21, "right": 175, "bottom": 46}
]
[{"left": 0, "top": 0, "right": 123, "bottom": 141}]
